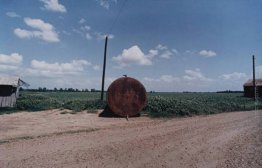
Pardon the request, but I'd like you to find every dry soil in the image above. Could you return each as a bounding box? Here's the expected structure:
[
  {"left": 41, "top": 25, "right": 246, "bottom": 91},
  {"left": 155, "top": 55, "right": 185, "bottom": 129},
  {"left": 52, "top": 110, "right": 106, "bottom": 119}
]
[{"left": 0, "top": 109, "right": 261, "bottom": 168}]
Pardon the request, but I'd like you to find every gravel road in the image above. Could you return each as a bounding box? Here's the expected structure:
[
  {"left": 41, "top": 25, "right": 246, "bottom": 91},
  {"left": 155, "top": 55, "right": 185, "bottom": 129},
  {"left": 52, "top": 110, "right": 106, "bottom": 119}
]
[{"left": 0, "top": 110, "right": 261, "bottom": 168}]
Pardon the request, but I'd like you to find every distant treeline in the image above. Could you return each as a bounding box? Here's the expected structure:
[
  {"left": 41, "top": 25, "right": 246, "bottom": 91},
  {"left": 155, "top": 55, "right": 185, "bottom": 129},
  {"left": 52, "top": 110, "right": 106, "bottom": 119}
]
[
  {"left": 216, "top": 90, "right": 243, "bottom": 93},
  {"left": 20, "top": 87, "right": 101, "bottom": 92},
  {"left": 20, "top": 88, "right": 243, "bottom": 93},
  {"left": 149, "top": 91, "right": 244, "bottom": 94}
]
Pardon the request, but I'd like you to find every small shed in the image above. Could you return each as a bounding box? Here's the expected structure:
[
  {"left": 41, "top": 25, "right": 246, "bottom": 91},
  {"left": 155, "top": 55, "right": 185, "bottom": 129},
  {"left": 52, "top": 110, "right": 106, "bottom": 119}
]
[
  {"left": 0, "top": 76, "right": 29, "bottom": 107},
  {"left": 243, "top": 79, "right": 262, "bottom": 98}
]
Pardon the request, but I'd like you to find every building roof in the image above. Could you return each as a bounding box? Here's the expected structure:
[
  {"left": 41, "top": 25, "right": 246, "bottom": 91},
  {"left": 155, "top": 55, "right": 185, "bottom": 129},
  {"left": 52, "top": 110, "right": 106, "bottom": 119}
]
[
  {"left": 0, "top": 76, "right": 29, "bottom": 87},
  {"left": 243, "top": 79, "right": 262, "bottom": 87}
]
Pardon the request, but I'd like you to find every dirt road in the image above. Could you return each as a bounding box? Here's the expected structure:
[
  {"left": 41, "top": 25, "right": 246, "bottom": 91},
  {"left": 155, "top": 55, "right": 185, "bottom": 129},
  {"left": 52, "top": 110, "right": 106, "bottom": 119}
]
[{"left": 0, "top": 110, "right": 261, "bottom": 168}]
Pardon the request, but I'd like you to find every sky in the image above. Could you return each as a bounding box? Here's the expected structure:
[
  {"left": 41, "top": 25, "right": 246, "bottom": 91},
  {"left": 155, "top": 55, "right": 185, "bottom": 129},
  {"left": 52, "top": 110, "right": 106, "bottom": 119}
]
[{"left": 0, "top": 0, "right": 262, "bottom": 92}]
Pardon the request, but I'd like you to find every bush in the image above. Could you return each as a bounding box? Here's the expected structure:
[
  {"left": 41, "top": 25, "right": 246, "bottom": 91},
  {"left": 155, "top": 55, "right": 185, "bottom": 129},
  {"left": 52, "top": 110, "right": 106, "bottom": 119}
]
[
  {"left": 63, "top": 99, "right": 106, "bottom": 112},
  {"left": 16, "top": 94, "right": 62, "bottom": 111},
  {"left": 63, "top": 100, "right": 86, "bottom": 112},
  {"left": 85, "top": 99, "right": 106, "bottom": 109}
]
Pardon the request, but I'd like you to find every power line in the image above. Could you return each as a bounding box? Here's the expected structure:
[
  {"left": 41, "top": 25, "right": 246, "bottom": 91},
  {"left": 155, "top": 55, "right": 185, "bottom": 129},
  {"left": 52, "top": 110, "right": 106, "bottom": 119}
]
[{"left": 108, "top": 0, "right": 128, "bottom": 35}]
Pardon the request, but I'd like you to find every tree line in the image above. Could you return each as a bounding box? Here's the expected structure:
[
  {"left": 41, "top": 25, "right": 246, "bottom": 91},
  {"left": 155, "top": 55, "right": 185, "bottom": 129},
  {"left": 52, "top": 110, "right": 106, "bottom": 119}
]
[{"left": 20, "top": 87, "right": 100, "bottom": 92}]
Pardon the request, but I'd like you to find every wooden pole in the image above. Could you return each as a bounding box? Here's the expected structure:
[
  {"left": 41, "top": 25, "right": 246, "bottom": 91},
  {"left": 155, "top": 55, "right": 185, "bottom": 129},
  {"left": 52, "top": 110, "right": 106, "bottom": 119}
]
[
  {"left": 101, "top": 36, "right": 108, "bottom": 101},
  {"left": 253, "top": 55, "right": 256, "bottom": 101}
]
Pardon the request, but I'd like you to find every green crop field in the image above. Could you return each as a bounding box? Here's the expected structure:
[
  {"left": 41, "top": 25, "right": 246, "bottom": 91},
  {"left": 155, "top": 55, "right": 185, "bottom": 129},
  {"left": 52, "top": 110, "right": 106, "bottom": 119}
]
[
  {"left": 146, "top": 92, "right": 261, "bottom": 117},
  {"left": 0, "top": 91, "right": 261, "bottom": 117}
]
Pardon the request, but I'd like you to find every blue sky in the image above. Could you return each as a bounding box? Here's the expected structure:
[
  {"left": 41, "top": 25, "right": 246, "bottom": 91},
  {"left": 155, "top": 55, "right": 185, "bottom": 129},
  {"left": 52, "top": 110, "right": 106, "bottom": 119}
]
[{"left": 0, "top": 0, "right": 262, "bottom": 91}]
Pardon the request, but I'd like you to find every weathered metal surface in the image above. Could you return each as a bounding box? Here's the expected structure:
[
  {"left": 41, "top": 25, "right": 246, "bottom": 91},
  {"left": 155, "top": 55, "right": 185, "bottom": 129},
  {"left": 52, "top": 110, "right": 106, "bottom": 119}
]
[
  {"left": 0, "top": 86, "right": 17, "bottom": 107},
  {"left": 0, "top": 77, "right": 29, "bottom": 107},
  {"left": 107, "top": 77, "right": 147, "bottom": 117}
]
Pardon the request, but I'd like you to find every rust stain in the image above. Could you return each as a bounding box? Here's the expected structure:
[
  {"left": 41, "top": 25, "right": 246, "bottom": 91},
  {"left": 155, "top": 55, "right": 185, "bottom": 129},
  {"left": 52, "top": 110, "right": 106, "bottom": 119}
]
[{"left": 107, "top": 77, "right": 147, "bottom": 117}]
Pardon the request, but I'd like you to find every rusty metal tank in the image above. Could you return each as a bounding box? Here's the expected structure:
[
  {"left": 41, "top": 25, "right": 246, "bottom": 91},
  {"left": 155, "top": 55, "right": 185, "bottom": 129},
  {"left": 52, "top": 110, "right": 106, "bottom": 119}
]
[{"left": 107, "top": 76, "right": 147, "bottom": 117}]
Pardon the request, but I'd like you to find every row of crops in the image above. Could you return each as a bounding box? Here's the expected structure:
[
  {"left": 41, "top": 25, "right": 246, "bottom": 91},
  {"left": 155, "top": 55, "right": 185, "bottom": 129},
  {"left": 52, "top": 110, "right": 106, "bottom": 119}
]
[
  {"left": 0, "top": 91, "right": 261, "bottom": 117},
  {"left": 16, "top": 92, "right": 106, "bottom": 112},
  {"left": 146, "top": 93, "right": 261, "bottom": 117}
]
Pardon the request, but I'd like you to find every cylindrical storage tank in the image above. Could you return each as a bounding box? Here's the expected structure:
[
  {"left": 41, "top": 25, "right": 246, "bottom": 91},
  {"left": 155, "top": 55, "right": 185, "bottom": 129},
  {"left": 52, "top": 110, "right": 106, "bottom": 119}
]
[{"left": 107, "top": 77, "right": 147, "bottom": 117}]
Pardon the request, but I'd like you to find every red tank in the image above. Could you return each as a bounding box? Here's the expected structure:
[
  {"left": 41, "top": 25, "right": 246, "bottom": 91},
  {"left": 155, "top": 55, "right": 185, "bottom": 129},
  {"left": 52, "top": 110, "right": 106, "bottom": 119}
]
[{"left": 107, "top": 77, "right": 147, "bottom": 117}]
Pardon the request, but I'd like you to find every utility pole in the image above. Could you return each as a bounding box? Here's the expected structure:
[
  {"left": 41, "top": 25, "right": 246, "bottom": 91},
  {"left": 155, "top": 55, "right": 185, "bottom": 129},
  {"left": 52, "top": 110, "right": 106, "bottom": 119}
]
[
  {"left": 253, "top": 55, "right": 256, "bottom": 101},
  {"left": 101, "top": 36, "right": 108, "bottom": 101}
]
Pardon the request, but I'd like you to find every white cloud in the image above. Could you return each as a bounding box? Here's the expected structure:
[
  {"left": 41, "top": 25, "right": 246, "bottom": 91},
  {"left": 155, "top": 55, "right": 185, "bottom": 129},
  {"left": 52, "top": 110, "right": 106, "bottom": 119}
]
[
  {"left": 147, "top": 49, "right": 158, "bottom": 59},
  {"left": 62, "top": 30, "right": 71, "bottom": 35},
  {"left": 185, "top": 50, "right": 196, "bottom": 55},
  {"left": 74, "top": 25, "right": 91, "bottom": 38},
  {"left": 161, "top": 75, "right": 180, "bottom": 83},
  {"left": 145, "top": 69, "right": 211, "bottom": 85},
  {"left": 75, "top": 24, "right": 97, "bottom": 40},
  {"left": 27, "top": 59, "right": 91, "bottom": 77},
  {"left": 145, "top": 75, "right": 180, "bottom": 83},
  {"left": 172, "top": 49, "right": 178, "bottom": 54},
  {"left": 95, "top": 32, "right": 114, "bottom": 40},
  {"left": 199, "top": 50, "right": 217, "bottom": 57},
  {"left": 14, "top": 28, "right": 33, "bottom": 38},
  {"left": 0, "top": 53, "right": 23, "bottom": 71},
  {"left": 155, "top": 44, "right": 176, "bottom": 59},
  {"left": 257, "top": 65, "right": 262, "bottom": 78},
  {"left": 0, "top": 53, "right": 23, "bottom": 65},
  {"left": 92, "top": 65, "right": 100, "bottom": 71},
  {"left": 14, "top": 18, "right": 60, "bottom": 42},
  {"left": 113, "top": 45, "right": 152, "bottom": 68},
  {"left": 98, "top": 0, "right": 109, "bottom": 9},
  {"left": 113, "top": 44, "right": 177, "bottom": 68},
  {"left": 143, "top": 75, "right": 180, "bottom": 92},
  {"left": 160, "top": 50, "right": 173, "bottom": 59},
  {"left": 156, "top": 44, "right": 168, "bottom": 50},
  {"left": 143, "top": 77, "right": 156, "bottom": 82},
  {"left": 220, "top": 72, "right": 247, "bottom": 80},
  {"left": 75, "top": 22, "right": 113, "bottom": 41},
  {"left": 215, "top": 72, "right": 250, "bottom": 91},
  {"left": 96, "top": 0, "right": 117, "bottom": 9},
  {"left": 80, "top": 25, "right": 91, "bottom": 31},
  {"left": 6, "top": 12, "right": 20, "bottom": 18},
  {"left": 143, "top": 69, "right": 213, "bottom": 92},
  {"left": 0, "top": 65, "right": 20, "bottom": 71},
  {"left": 183, "top": 68, "right": 213, "bottom": 82},
  {"left": 85, "top": 33, "right": 92, "bottom": 40},
  {"left": 73, "top": 28, "right": 82, "bottom": 35},
  {"left": 40, "top": 0, "right": 67, "bottom": 13},
  {"left": 79, "top": 18, "right": 86, "bottom": 24},
  {"left": 107, "top": 34, "right": 115, "bottom": 39}
]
